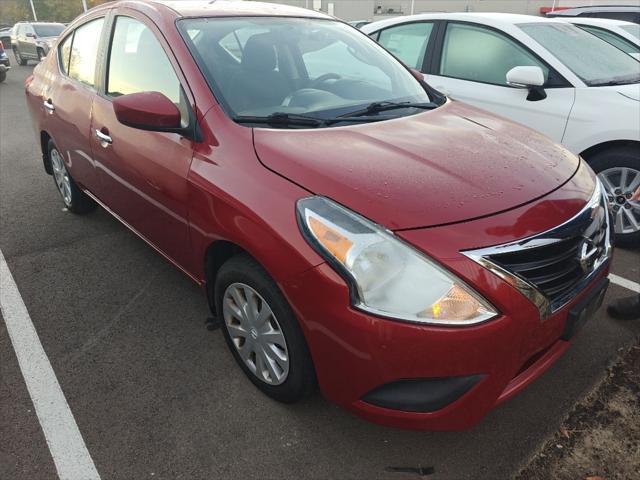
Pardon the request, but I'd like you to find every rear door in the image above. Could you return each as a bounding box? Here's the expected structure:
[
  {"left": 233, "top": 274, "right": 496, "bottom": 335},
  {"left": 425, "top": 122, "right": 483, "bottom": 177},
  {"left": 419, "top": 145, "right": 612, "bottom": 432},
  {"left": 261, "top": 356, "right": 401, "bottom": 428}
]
[
  {"left": 425, "top": 21, "right": 576, "bottom": 143},
  {"left": 90, "top": 13, "right": 194, "bottom": 269},
  {"left": 374, "top": 21, "right": 437, "bottom": 70},
  {"left": 42, "top": 16, "right": 106, "bottom": 193}
]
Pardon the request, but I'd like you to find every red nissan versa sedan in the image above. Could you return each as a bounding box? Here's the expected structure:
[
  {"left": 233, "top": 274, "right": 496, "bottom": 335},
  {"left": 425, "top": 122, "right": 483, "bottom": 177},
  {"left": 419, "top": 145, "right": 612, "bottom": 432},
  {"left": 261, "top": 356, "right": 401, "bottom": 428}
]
[{"left": 26, "top": 0, "right": 613, "bottom": 430}]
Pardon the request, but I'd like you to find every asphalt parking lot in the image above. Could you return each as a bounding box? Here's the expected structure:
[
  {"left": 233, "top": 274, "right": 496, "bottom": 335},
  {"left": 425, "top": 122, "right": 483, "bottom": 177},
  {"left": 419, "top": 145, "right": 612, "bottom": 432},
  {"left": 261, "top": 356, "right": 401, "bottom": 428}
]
[{"left": 1, "top": 64, "right": 639, "bottom": 480}]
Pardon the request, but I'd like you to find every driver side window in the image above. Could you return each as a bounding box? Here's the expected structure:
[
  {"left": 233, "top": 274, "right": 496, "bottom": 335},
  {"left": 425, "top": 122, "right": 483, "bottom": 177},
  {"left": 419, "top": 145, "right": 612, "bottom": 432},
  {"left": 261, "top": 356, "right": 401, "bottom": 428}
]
[
  {"left": 440, "top": 23, "right": 549, "bottom": 86},
  {"left": 107, "top": 16, "right": 189, "bottom": 126}
]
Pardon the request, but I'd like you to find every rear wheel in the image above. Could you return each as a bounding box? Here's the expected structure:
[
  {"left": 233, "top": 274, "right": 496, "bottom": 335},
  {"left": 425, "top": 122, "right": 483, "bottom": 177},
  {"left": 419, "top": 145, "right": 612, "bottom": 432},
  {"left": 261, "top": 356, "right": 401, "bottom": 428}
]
[
  {"left": 215, "top": 254, "right": 316, "bottom": 403},
  {"left": 13, "top": 48, "right": 27, "bottom": 66},
  {"left": 589, "top": 146, "right": 640, "bottom": 248},
  {"left": 48, "top": 140, "right": 96, "bottom": 214}
]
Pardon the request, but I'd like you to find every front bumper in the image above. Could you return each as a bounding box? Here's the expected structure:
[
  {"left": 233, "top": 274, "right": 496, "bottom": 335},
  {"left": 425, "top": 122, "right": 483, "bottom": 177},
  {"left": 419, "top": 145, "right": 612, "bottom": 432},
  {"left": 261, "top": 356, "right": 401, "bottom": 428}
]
[{"left": 282, "top": 161, "right": 611, "bottom": 430}]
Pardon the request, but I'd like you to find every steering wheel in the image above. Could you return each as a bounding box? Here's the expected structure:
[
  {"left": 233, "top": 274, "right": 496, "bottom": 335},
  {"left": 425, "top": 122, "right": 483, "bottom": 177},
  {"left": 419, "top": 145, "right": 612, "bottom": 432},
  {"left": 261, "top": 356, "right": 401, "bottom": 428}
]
[{"left": 309, "top": 73, "right": 342, "bottom": 89}]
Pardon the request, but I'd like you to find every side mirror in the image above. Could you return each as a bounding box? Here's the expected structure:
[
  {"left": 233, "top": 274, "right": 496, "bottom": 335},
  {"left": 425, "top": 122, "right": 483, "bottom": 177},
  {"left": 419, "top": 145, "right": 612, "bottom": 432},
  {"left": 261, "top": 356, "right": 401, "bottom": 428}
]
[
  {"left": 26, "top": 32, "right": 36, "bottom": 38},
  {"left": 113, "top": 91, "right": 182, "bottom": 132},
  {"left": 506, "top": 66, "right": 547, "bottom": 101}
]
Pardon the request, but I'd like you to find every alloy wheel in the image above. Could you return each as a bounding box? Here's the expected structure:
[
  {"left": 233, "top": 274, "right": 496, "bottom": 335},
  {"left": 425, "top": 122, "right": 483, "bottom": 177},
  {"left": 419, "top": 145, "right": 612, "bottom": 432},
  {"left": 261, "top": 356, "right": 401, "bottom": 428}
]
[
  {"left": 598, "top": 167, "right": 640, "bottom": 235},
  {"left": 222, "top": 283, "right": 289, "bottom": 385},
  {"left": 50, "top": 148, "right": 72, "bottom": 206}
]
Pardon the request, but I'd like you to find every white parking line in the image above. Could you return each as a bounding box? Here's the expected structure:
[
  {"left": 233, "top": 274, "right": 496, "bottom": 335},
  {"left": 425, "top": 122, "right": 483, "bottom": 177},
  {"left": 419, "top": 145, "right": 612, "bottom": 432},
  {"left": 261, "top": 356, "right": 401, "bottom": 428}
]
[
  {"left": 0, "top": 249, "right": 101, "bottom": 480},
  {"left": 609, "top": 273, "right": 640, "bottom": 294}
]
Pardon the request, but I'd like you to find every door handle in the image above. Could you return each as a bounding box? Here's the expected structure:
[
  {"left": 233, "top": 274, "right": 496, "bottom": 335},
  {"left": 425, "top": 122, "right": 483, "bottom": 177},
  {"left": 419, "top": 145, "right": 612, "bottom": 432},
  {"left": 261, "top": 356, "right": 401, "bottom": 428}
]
[
  {"left": 43, "top": 99, "right": 55, "bottom": 113},
  {"left": 95, "top": 129, "right": 112, "bottom": 145}
]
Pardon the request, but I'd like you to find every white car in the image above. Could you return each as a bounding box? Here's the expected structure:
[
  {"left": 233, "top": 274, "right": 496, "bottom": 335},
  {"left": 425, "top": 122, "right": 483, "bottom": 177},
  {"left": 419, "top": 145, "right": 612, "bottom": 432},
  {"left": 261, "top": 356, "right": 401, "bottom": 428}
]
[
  {"left": 563, "top": 17, "right": 639, "bottom": 58},
  {"left": 363, "top": 13, "right": 640, "bottom": 246}
]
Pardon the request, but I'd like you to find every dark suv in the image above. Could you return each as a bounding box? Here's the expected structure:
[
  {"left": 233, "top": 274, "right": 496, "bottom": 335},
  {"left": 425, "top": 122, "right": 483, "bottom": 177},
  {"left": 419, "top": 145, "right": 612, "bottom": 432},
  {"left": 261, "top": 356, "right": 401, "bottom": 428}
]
[
  {"left": 0, "top": 40, "right": 10, "bottom": 82},
  {"left": 547, "top": 6, "right": 640, "bottom": 24},
  {"left": 11, "top": 22, "right": 65, "bottom": 65}
]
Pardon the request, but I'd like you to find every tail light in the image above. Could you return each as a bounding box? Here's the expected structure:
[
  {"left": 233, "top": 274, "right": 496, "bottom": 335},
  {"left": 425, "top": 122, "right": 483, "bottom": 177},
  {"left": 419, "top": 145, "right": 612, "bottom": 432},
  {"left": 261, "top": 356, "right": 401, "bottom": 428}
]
[{"left": 0, "top": 40, "right": 4, "bottom": 49}]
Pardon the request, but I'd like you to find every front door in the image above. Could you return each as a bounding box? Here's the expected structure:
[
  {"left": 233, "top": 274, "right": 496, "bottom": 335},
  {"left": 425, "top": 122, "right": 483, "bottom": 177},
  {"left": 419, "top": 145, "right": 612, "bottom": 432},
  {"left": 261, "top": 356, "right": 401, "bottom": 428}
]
[
  {"left": 90, "top": 14, "right": 193, "bottom": 269},
  {"left": 426, "top": 22, "right": 576, "bottom": 144}
]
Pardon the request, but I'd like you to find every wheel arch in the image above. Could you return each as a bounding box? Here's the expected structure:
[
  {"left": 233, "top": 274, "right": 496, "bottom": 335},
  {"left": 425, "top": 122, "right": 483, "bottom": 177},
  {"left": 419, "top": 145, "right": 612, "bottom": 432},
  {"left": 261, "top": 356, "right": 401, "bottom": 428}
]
[
  {"left": 204, "top": 240, "right": 247, "bottom": 316},
  {"left": 580, "top": 140, "right": 640, "bottom": 164},
  {"left": 40, "top": 130, "right": 53, "bottom": 174}
]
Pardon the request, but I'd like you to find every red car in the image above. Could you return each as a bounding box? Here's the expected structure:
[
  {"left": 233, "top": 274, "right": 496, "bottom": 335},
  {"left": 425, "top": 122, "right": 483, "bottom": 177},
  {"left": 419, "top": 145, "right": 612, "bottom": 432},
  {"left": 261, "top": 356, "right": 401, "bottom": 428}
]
[{"left": 26, "top": 0, "right": 613, "bottom": 430}]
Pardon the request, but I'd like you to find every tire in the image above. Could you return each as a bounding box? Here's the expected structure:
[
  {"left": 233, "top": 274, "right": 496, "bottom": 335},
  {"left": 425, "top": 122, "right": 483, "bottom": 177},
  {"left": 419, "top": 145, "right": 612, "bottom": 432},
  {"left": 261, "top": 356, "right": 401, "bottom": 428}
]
[
  {"left": 47, "top": 140, "right": 96, "bottom": 214},
  {"left": 588, "top": 145, "right": 640, "bottom": 248},
  {"left": 215, "top": 253, "right": 316, "bottom": 403},
  {"left": 0, "top": 70, "right": 5, "bottom": 83},
  {"left": 37, "top": 48, "right": 45, "bottom": 61},
  {"left": 13, "top": 48, "right": 27, "bottom": 66}
]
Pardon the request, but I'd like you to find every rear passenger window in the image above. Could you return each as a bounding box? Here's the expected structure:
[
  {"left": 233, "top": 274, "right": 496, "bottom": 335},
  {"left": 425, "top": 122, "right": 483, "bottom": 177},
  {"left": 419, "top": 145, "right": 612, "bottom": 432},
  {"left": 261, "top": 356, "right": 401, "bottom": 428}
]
[
  {"left": 68, "top": 18, "right": 105, "bottom": 87},
  {"left": 58, "top": 34, "right": 73, "bottom": 74},
  {"left": 378, "top": 22, "right": 434, "bottom": 69},
  {"left": 107, "top": 16, "right": 188, "bottom": 125}
]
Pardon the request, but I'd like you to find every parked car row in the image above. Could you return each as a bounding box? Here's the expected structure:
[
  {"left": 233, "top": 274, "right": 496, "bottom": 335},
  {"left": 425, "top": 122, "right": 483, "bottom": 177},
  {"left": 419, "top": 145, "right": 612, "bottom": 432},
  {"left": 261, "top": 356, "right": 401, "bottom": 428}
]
[
  {"left": 8, "top": 21, "right": 65, "bottom": 65},
  {"left": 25, "top": 1, "right": 629, "bottom": 431}
]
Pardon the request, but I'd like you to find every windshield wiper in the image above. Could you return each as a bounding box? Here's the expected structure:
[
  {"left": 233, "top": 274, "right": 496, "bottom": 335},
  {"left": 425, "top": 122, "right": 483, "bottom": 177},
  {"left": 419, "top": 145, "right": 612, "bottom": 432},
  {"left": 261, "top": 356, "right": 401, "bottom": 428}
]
[
  {"left": 234, "top": 112, "right": 393, "bottom": 128},
  {"left": 590, "top": 77, "right": 640, "bottom": 86},
  {"left": 234, "top": 112, "right": 325, "bottom": 127},
  {"left": 338, "top": 101, "right": 438, "bottom": 118}
]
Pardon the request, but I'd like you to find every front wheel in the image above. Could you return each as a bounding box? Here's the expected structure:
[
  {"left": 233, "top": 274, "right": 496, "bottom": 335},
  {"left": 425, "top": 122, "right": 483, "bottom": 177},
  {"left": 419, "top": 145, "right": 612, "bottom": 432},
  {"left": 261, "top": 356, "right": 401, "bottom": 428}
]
[
  {"left": 0, "top": 70, "right": 5, "bottom": 83},
  {"left": 48, "top": 140, "right": 96, "bottom": 214},
  {"left": 590, "top": 146, "right": 640, "bottom": 248},
  {"left": 215, "top": 254, "right": 316, "bottom": 403},
  {"left": 37, "top": 48, "right": 45, "bottom": 61}
]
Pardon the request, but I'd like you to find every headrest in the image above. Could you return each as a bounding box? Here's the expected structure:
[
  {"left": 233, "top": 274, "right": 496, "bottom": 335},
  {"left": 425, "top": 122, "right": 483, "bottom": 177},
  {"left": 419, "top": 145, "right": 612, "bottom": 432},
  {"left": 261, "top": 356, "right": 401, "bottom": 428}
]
[{"left": 242, "top": 34, "right": 277, "bottom": 72}]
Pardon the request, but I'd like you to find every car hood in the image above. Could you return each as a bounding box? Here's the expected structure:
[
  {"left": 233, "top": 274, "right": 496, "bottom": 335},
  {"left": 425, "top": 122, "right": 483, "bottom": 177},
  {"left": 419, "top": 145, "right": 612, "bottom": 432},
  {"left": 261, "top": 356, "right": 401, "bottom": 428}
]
[
  {"left": 253, "top": 101, "right": 579, "bottom": 230},
  {"left": 615, "top": 83, "right": 640, "bottom": 101}
]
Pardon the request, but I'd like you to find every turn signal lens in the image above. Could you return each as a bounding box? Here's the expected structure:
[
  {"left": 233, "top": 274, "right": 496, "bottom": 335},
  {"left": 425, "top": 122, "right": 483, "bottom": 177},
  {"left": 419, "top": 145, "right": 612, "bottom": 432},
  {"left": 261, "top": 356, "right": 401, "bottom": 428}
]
[
  {"left": 425, "top": 285, "right": 490, "bottom": 321},
  {"left": 308, "top": 216, "right": 353, "bottom": 263}
]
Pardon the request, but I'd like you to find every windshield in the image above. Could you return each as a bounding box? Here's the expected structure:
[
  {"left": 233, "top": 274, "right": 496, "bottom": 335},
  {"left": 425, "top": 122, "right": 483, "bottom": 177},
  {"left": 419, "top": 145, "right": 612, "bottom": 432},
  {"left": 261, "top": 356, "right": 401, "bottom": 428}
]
[
  {"left": 178, "top": 17, "right": 432, "bottom": 125},
  {"left": 519, "top": 23, "right": 640, "bottom": 86},
  {"left": 33, "top": 24, "right": 64, "bottom": 37},
  {"left": 621, "top": 24, "right": 640, "bottom": 40}
]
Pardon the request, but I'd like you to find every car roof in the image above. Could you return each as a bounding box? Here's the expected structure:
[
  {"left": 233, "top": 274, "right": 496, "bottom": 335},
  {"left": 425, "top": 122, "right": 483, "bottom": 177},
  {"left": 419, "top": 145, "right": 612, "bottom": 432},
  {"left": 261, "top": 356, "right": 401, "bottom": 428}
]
[
  {"left": 562, "top": 17, "right": 636, "bottom": 27},
  {"left": 144, "top": 0, "right": 331, "bottom": 19},
  {"left": 362, "top": 12, "right": 562, "bottom": 33}
]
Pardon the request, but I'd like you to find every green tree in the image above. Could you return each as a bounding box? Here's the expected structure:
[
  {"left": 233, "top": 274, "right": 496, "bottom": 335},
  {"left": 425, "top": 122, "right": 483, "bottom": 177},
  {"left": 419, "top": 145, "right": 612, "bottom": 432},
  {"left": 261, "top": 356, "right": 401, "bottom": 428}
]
[
  {"left": 0, "top": 0, "right": 112, "bottom": 25},
  {"left": 0, "top": 0, "right": 34, "bottom": 25}
]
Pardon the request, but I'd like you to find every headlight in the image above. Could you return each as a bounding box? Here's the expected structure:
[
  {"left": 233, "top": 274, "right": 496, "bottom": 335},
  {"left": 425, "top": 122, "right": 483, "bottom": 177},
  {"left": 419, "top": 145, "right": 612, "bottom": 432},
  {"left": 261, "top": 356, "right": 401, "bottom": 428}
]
[{"left": 297, "top": 196, "right": 498, "bottom": 325}]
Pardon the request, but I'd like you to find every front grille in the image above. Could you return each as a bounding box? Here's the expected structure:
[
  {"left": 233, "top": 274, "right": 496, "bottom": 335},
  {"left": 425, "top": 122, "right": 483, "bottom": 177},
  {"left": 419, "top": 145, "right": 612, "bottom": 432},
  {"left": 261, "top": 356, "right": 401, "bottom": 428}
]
[{"left": 464, "top": 180, "right": 613, "bottom": 318}]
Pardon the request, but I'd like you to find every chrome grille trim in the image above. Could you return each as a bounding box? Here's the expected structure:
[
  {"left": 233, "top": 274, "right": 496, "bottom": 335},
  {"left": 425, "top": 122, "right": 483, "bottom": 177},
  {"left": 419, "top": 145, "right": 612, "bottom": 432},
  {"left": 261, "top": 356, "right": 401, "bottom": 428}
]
[{"left": 462, "top": 179, "right": 613, "bottom": 320}]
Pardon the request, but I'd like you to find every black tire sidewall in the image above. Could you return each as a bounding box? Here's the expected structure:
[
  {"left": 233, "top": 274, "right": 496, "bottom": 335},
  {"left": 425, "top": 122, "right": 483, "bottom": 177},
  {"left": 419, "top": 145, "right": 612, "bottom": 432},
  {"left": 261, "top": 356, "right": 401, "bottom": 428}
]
[
  {"left": 588, "top": 147, "right": 640, "bottom": 248},
  {"left": 14, "top": 48, "right": 26, "bottom": 65},
  {"left": 214, "top": 254, "right": 316, "bottom": 403}
]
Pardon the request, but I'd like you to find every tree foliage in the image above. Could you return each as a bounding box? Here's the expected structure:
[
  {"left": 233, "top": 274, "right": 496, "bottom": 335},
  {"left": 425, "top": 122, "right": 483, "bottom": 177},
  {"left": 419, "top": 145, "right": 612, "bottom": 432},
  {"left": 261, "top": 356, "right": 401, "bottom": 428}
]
[{"left": 0, "top": 0, "right": 111, "bottom": 26}]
